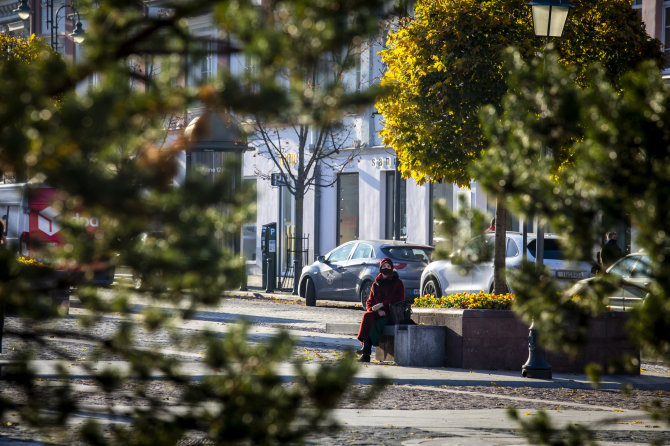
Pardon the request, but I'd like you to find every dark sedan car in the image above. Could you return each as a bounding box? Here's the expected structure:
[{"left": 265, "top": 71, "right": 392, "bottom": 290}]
[{"left": 297, "top": 240, "right": 433, "bottom": 307}]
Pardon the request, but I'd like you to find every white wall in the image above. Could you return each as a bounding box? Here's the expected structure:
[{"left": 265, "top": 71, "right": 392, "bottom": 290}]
[{"left": 406, "top": 180, "right": 430, "bottom": 245}]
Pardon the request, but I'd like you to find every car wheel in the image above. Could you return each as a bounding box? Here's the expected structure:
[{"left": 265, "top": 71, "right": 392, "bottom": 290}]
[
  {"left": 305, "top": 277, "right": 316, "bottom": 307},
  {"left": 422, "top": 277, "right": 441, "bottom": 298},
  {"left": 360, "top": 280, "right": 372, "bottom": 308}
]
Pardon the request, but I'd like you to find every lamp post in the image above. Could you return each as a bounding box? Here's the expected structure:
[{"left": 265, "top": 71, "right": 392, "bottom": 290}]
[
  {"left": 526, "top": 0, "right": 572, "bottom": 268},
  {"left": 13, "top": 1, "right": 86, "bottom": 51},
  {"left": 521, "top": 0, "right": 573, "bottom": 381},
  {"left": 47, "top": 2, "right": 85, "bottom": 52}
]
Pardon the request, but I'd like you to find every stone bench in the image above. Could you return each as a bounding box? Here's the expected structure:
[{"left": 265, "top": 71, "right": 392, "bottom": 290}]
[{"left": 375, "top": 324, "right": 447, "bottom": 367}]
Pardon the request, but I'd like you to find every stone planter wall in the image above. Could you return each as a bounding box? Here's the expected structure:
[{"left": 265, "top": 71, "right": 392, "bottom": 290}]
[{"left": 411, "top": 308, "right": 639, "bottom": 375}]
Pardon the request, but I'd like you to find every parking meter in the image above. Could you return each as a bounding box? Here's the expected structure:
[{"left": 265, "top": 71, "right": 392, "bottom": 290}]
[{"left": 261, "top": 222, "right": 277, "bottom": 290}]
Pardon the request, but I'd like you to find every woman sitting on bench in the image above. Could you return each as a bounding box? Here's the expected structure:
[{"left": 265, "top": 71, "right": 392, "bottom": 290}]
[{"left": 356, "top": 257, "right": 405, "bottom": 362}]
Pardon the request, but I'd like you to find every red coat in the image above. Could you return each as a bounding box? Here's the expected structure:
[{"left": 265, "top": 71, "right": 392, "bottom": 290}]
[{"left": 357, "top": 271, "right": 405, "bottom": 344}]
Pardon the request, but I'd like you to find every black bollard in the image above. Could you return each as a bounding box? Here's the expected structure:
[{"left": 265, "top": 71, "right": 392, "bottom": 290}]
[
  {"left": 292, "top": 258, "right": 299, "bottom": 295},
  {"left": 265, "top": 257, "right": 274, "bottom": 293},
  {"left": 522, "top": 320, "right": 552, "bottom": 379}
]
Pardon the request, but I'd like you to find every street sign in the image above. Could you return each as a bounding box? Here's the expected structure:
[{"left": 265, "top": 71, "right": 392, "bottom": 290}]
[{"left": 271, "top": 173, "right": 287, "bottom": 187}]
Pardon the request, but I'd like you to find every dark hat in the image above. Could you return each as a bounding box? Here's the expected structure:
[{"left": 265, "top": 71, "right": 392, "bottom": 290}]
[{"left": 379, "top": 257, "right": 393, "bottom": 273}]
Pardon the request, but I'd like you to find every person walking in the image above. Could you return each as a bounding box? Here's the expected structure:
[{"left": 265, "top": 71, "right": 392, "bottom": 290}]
[
  {"left": 599, "top": 231, "right": 623, "bottom": 271},
  {"left": 356, "top": 257, "right": 405, "bottom": 362},
  {"left": 485, "top": 218, "right": 495, "bottom": 233}
]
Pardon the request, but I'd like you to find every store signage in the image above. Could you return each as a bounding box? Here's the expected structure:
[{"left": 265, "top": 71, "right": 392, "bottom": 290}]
[
  {"left": 286, "top": 153, "right": 299, "bottom": 167},
  {"left": 371, "top": 156, "right": 397, "bottom": 168}
]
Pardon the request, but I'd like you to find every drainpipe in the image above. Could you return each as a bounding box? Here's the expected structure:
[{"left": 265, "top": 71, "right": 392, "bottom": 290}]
[
  {"left": 314, "top": 161, "right": 321, "bottom": 260},
  {"left": 394, "top": 158, "right": 401, "bottom": 240}
]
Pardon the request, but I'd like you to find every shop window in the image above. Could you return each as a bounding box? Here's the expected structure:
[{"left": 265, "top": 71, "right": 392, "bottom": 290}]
[
  {"left": 337, "top": 173, "right": 359, "bottom": 244},
  {"left": 430, "top": 182, "right": 454, "bottom": 245},
  {"left": 385, "top": 171, "right": 406, "bottom": 240}
]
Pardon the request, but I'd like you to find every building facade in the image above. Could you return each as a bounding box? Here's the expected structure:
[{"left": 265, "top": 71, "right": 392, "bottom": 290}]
[
  {"left": 3, "top": 0, "right": 665, "bottom": 278},
  {"left": 243, "top": 0, "right": 668, "bottom": 278}
]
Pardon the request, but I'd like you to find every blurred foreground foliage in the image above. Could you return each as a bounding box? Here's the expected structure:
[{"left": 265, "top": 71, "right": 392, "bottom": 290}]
[
  {"left": 476, "top": 51, "right": 670, "bottom": 366},
  {"left": 472, "top": 51, "right": 670, "bottom": 444},
  {"left": 0, "top": 0, "right": 390, "bottom": 444}
]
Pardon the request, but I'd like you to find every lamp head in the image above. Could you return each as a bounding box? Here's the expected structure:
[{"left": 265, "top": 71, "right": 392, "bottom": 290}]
[
  {"left": 14, "top": 0, "right": 32, "bottom": 20},
  {"left": 527, "top": 0, "right": 574, "bottom": 38},
  {"left": 70, "top": 21, "right": 85, "bottom": 44}
]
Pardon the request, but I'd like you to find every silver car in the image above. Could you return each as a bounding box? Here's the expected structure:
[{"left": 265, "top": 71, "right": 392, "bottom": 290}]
[
  {"left": 298, "top": 240, "right": 433, "bottom": 307},
  {"left": 568, "top": 252, "right": 651, "bottom": 311},
  {"left": 420, "top": 232, "right": 592, "bottom": 297}
]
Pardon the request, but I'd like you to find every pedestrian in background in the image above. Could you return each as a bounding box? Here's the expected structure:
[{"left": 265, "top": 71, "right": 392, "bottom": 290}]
[
  {"left": 485, "top": 218, "right": 495, "bottom": 233},
  {"left": 356, "top": 257, "right": 405, "bottom": 363},
  {"left": 599, "top": 231, "right": 623, "bottom": 271}
]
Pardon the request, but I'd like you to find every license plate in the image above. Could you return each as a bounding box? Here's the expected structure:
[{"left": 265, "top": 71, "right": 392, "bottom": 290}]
[
  {"left": 556, "top": 270, "right": 583, "bottom": 279},
  {"left": 412, "top": 289, "right": 420, "bottom": 296}
]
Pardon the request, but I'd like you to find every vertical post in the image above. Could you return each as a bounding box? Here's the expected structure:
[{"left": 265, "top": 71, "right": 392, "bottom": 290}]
[
  {"left": 536, "top": 222, "right": 544, "bottom": 265},
  {"left": 314, "top": 162, "right": 320, "bottom": 261},
  {"left": 393, "top": 158, "right": 401, "bottom": 240},
  {"left": 535, "top": 37, "right": 548, "bottom": 268},
  {"left": 522, "top": 218, "right": 528, "bottom": 261},
  {"left": 0, "top": 302, "right": 4, "bottom": 354},
  {"left": 292, "top": 248, "right": 299, "bottom": 295},
  {"left": 265, "top": 257, "right": 274, "bottom": 293},
  {"left": 522, "top": 320, "right": 552, "bottom": 379}
]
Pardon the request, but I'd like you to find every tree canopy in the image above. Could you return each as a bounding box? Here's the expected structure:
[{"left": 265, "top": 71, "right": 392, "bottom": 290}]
[{"left": 376, "top": 0, "right": 663, "bottom": 187}]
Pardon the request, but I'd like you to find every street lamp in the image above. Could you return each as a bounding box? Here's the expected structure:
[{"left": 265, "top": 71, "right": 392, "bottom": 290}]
[
  {"left": 521, "top": 0, "right": 573, "bottom": 381},
  {"left": 526, "top": 0, "right": 573, "bottom": 267},
  {"left": 48, "top": 2, "right": 86, "bottom": 51},
  {"left": 69, "top": 18, "right": 85, "bottom": 44},
  {"left": 13, "top": 0, "right": 32, "bottom": 20},
  {"left": 13, "top": 1, "right": 86, "bottom": 51},
  {"left": 528, "top": 0, "right": 573, "bottom": 38}
]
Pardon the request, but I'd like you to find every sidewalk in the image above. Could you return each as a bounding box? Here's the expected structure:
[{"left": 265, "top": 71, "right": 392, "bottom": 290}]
[
  {"left": 10, "top": 358, "right": 670, "bottom": 391},
  {"left": 28, "top": 274, "right": 670, "bottom": 444},
  {"left": 4, "top": 358, "right": 669, "bottom": 446}
]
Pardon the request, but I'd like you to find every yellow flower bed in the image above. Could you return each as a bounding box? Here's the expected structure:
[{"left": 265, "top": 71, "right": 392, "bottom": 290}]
[
  {"left": 414, "top": 291, "right": 515, "bottom": 310},
  {"left": 17, "top": 256, "right": 46, "bottom": 267}
]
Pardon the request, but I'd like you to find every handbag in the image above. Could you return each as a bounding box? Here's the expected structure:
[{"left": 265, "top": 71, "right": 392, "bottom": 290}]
[{"left": 388, "top": 301, "right": 413, "bottom": 325}]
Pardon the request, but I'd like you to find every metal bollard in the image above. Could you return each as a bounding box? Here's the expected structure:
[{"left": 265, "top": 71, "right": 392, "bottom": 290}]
[
  {"left": 292, "top": 258, "right": 299, "bottom": 295},
  {"left": 521, "top": 320, "right": 552, "bottom": 379},
  {"left": 265, "top": 258, "right": 274, "bottom": 293}
]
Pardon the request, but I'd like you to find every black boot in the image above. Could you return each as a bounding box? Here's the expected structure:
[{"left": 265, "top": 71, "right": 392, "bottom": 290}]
[{"left": 358, "top": 339, "right": 372, "bottom": 362}]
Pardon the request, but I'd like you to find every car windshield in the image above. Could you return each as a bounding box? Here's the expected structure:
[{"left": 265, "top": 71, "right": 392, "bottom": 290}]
[
  {"left": 632, "top": 255, "right": 652, "bottom": 278},
  {"left": 527, "top": 239, "right": 564, "bottom": 260},
  {"left": 381, "top": 246, "right": 432, "bottom": 262},
  {"left": 609, "top": 255, "right": 644, "bottom": 277}
]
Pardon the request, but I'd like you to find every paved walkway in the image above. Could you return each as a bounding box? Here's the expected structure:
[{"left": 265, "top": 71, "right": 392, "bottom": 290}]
[
  {"left": 3, "top": 276, "right": 669, "bottom": 445},
  {"left": 4, "top": 356, "right": 669, "bottom": 445},
  {"left": 222, "top": 276, "right": 670, "bottom": 444}
]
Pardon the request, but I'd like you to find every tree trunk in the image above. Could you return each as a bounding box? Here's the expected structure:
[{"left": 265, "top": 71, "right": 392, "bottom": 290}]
[
  {"left": 493, "top": 198, "right": 508, "bottom": 295},
  {"left": 292, "top": 176, "right": 305, "bottom": 295}
]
